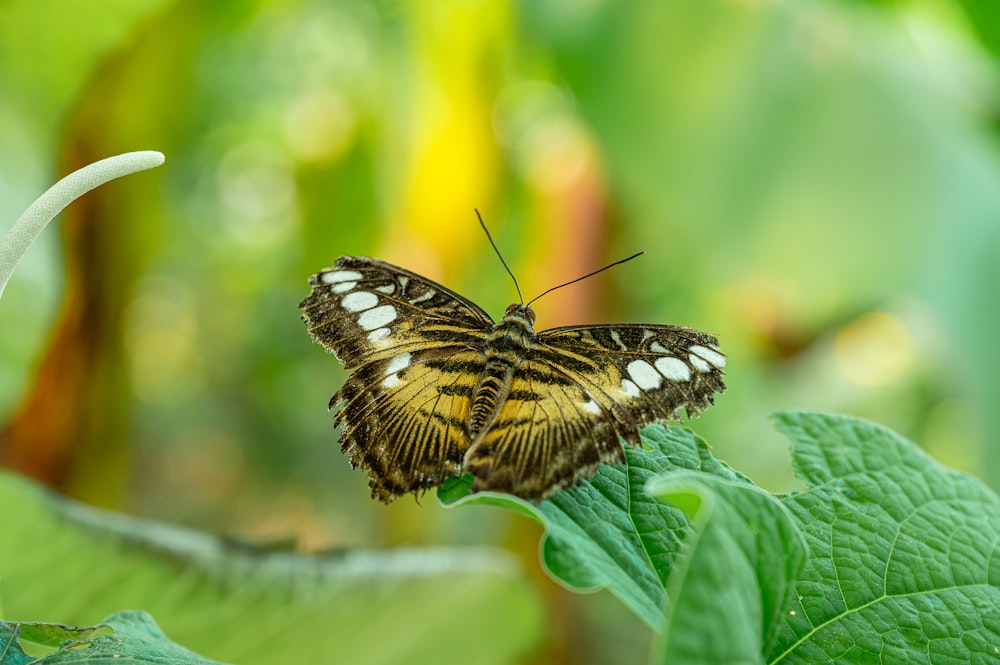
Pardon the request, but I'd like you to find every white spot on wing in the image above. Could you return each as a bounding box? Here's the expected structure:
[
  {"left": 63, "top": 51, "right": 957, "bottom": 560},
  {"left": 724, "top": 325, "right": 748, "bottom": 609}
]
[
  {"left": 409, "top": 289, "right": 435, "bottom": 305},
  {"left": 621, "top": 379, "right": 641, "bottom": 398},
  {"left": 689, "top": 345, "right": 726, "bottom": 369},
  {"left": 650, "top": 341, "right": 668, "bottom": 353},
  {"left": 581, "top": 399, "right": 601, "bottom": 415},
  {"left": 341, "top": 291, "right": 379, "bottom": 312},
  {"left": 689, "top": 354, "right": 710, "bottom": 372},
  {"left": 321, "top": 270, "right": 362, "bottom": 284},
  {"left": 655, "top": 356, "right": 690, "bottom": 382},
  {"left": 332, "top": 281, "right": 356, "bottom": 293},
  {"left": 375, "top": 284, "right": 395, "bottom": 294},
  {"left": 609, "top": 330, "right": 627, "bottom": 351},
  {"left": 627, "top": 359, "right": 662, "bottom": 390},
  {"left": 367, "top": 328, "right": 391, "bottom": 344},
  {"left": 381, "top": 353, "right": 411, "bottom": 388},
  {"left": 358, "top": 305, "right": 398, "bottom": 331},
  {"left": 384, "top": 352, "right": 411, "bottom": 375}
]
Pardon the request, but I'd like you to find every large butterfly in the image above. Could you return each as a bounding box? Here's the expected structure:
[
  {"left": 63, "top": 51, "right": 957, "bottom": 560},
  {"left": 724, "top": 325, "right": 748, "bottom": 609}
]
[{"left": 299, "top": 253, "right": 725, "bottom": 503}]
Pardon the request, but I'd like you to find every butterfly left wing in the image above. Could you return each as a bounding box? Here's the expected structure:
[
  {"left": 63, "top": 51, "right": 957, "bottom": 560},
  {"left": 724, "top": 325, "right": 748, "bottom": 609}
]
[
  {"left": 299, "top": 255, "right": 494, "bottom": 369},
  {"left": 463, "top": 324, "right": 725, "bottom": 501},
  {"left": 333, "top": 346, "right": 484, "bottom": 501},
  {"left": 300, "top": 255, "right": 495, "bottom": 502}
]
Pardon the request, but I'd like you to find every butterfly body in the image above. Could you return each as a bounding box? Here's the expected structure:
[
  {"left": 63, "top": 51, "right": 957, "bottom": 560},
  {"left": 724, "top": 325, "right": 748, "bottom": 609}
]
[
  {"left": 300, "top": 255, "right": 725, "bottom": 503},
  {"left": 469, "top": 304, "right": 537, "bottom": 437}
]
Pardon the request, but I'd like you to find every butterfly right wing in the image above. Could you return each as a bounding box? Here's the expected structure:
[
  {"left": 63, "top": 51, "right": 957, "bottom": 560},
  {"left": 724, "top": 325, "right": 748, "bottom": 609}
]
[
  {"left": 299, "top": 255, "right": 494, "bottom": 502},
  {"left": 463, "top": 323, "right": 725, "bottom": 501},
  {"left": 533, "top": 323, "right": 726, "bottom": 436},
  {"left": 461, "top": 354, "right": 628, "bottom": 501}
]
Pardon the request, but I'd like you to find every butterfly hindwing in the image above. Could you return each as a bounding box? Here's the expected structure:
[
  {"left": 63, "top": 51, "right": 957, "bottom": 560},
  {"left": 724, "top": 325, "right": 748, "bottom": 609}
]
[
  {"left": 299, "top": 255, "right": 494, "bottom": 369},
  {"left": 462, "top": 357, "right": 625, "bottom": 500},
  {"left": 334, "top": 346, "right": 483, "bottom": 501}
]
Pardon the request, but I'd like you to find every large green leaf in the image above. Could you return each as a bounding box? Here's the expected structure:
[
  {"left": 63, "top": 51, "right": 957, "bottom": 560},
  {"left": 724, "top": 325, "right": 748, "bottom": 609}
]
[
  {"left": 1, "top": 611, "right": 225, "bottom": 665},
  {"left": 439, "top": 425, "right": 750, "bottom": 629},
  {"left": 0, "top": 471, "right": 544, "bottom": 665},
  {"left": 770, "top": 411, "right": 1000, "bottom": 663},
  {"left": 648, "top": 473, "right": 805, "bottom": 665},
  {"left": 445, "top": 412, "right": 1000, "bottom": 663}
]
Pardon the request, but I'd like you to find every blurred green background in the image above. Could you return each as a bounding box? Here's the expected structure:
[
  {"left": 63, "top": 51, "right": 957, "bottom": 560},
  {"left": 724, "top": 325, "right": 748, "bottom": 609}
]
[{"left": 2, "top": 0, "right": 1000, "bottom": 662}]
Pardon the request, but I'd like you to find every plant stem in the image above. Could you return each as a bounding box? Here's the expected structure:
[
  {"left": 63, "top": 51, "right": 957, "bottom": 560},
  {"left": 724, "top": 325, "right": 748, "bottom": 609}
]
[{"left": 0, "top": 151, "right": 165, "bottom": 299}]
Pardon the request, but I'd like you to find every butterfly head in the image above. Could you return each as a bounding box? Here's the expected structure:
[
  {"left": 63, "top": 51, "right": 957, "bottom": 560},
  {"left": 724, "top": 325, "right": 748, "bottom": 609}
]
[{"left": 504, "top": 302, "right": 536, "bottom": 326}]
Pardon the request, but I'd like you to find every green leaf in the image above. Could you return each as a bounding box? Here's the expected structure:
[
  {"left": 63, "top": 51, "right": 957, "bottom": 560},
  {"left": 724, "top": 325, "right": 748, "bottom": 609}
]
[
  {"left": 0, "top": 624, "right": 32, "bottom": 665},
  {"left": 647, "top": 473, "right": 806, "bottom": 665},
  {"left": 440, "top": 425, "right": 749, "bottom": 629},
  {"left": 1, "top": 611, "right": 225, "bottom": 664},
  {"left": 444, "top": 412, "right": 1000, "bottom": 663},
  {"left": 770, "top": 411, "right": 1000, "bottom": 663},
  {"left": 0, "top": 471, "right": 544, "bottom": 665}
]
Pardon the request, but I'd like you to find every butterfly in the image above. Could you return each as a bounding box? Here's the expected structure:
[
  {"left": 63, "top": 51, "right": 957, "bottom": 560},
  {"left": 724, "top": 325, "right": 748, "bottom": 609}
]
[{"left": 299, "top": 219, "right": 725, "bottom": 503}]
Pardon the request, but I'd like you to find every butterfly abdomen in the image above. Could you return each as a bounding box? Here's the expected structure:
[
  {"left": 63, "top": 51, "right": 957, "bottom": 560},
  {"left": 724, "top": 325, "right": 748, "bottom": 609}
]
[
  {"left": 467, "top": 305, "right": 537, "bottom": 437},
  {"left": 468, "top": 361, "right": 515, "bottom": 436}
]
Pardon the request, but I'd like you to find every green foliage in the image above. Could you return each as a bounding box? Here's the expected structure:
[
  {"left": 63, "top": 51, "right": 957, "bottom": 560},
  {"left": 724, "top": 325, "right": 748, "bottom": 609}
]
[
  {"left": 0, "top": 470, "right": 543, "bottom": 665},
  {"left": 443, "top": 411, "right": 1000, "bottom": 663},
  {"left": 772, "top": 412, "right": 1000, "bottom": 663},
  {"left": 648, "top": 474, "right": 805, "bottom": 664},
  {"left": 0, "top": 151, "right": 541, "bottom": 665},
  {"left": 440, "top": 425, "right": 752, "bottom": 629},
  {"left": 1, "top": 612, "right": 224, "bottom": 665},
  {"left": 956, "top": 0, "right": 1000, "bottom": 58}
]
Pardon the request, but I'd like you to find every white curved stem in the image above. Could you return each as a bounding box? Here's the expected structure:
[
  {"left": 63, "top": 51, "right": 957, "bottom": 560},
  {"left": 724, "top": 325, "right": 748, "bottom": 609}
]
[{"left": 0, "top": 151, "right": 165, "bottom": 299}]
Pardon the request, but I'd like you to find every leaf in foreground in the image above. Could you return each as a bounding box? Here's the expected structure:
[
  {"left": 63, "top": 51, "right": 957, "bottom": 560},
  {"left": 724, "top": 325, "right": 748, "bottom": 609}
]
[
  {"left": 648, "top": 473, "right": 805, "bottom": 665},
  {"left": 0, "top": 471, "right": 543, "bottom": 665},
  {"left": 1, "top": 611, "right": 224, "bottom": 665},
  {"left": 770, "top": 410, "right": 1000, "bottom": 663},
  {"left": 443, "top": 411, "right": 1000, "bottom": 664},
  {"left": 440, "top": 425, "right": 750, "bottom": 629}
]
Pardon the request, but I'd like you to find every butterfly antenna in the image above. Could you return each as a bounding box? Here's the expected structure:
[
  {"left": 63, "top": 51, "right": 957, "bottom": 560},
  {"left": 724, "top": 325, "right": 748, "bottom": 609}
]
[
  {"left": 476, "top": 208, "right": 524, "bottom": 305},
  {"left": 526, "top": 251, "right": 645, "bottom": 307}
]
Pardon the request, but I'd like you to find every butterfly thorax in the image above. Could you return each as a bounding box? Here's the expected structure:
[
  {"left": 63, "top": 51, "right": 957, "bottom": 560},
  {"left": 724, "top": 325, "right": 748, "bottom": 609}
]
[{"left": 468, "top": 304, "right": 537, "bottom": 438}]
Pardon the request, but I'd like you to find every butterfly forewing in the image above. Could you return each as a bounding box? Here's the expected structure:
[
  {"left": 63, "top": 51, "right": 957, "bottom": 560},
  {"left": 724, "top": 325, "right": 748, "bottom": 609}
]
[{"left": 299, "top": 256, "right": 494, "bottom": 369}]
